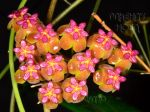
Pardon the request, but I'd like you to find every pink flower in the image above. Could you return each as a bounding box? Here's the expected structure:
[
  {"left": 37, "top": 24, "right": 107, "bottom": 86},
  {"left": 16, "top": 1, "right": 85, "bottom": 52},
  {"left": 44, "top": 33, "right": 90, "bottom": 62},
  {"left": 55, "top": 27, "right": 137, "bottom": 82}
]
[
  {"left": 106, "top": 67, "right": 126, "bottom": 90},
  {"left": 19, "top": 59, "right": 41, "bottom": 84},
  {"left": 34, "top": 24, "right": 60, "bottom": 54},
  {"left": 62, "top": 77, "right": 88, "bottom": 103},
  {"left": 14, "top": 40, "right": 35, "bottom": 62},
  {"left": 58, "top": 19, "right": 88, "bottom": 52},
  {"left": 8, "top": 7, "right": 28, "bottom": 19},
  {"left": 121, "top": 41, "right": 139, "bottom": 63},
  {"left": 93, "top": 64, "right": 126, "bottom": 92},
  {"left": 64, "top": 19, "right": 88, "bottom": 40},
  {"left": 17, "top": 13, "right": 38, "bottom": 29},
  {"left": 87, "top": 29, "right": 118, "bottom": 59},
  {"left": 38, "top": 82, "right": 62, "bottom": 109},
  {"left": 40, "top": 53, "right": 67, "bottom": 82},
  {"left": 68, "top": 50, "right": 99, "bottom": 80},
  {"left": 8, "top": 7, "right": 29, "bottom": 31}
]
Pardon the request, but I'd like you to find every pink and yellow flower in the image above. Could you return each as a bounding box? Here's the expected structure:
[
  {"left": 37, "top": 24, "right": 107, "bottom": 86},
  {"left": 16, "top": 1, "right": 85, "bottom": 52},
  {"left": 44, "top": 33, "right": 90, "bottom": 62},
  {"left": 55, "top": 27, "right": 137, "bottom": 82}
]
[
  {"left": 61, "top": 77, "right": 88, "bottom": 103},
  {"left": 93, "top": 64, "right": 126, "bottom": 92},
  {"left": 108, "top": 41, "right": 139, "bottom": 71},
  {"left": 40, "top": 53, "right": 67, "bottom": 82},
  {"left": 68, "top": 50, "right": 99, "bottom": 80},
  {"left": 87, "top": 29, "right": 118, "bottom": 59},
  {"left": 14, "top": 40, "right": 35, "bottom": 62},
  {"left": 58, "top": 19, "right": 88, "bottom": 52},
  {"left": 14, "top": 13, "right": 40, "bottom": 44},
  {"left": 8, "top": 7, "right": 28, "bottom": 31},
  {"left": 34, "top": 24, "right": 60, "bottom": 54},
  {"left": 15, "top": 59, "right": 41, "bottom": 84},
  {"left": 38, "top": 82, "right": 62, "bottom": 109}
]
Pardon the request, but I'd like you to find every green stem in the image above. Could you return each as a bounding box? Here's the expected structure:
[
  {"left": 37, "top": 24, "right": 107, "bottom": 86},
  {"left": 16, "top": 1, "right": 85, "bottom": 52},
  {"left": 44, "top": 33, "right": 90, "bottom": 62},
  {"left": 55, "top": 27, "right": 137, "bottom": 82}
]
[
  {"left": 10, "top": 91, "right": 15, "bottom": 112},
  {"left": 52, "top": 0, "right": 83, "bottom": 25},
  {"left": 86, "top": 0, "right": 101, "bottom": 32},
  {"left": 130, "top": 25, "right": 150, "bottom": 66},
  {"left": 64, "top": 0, "right": 71, "bottom": 5},
  {"left": 8, "top": 0, "right": 27, "bottom": 112},
  {"left": 9, "top": 29, "right": 25, "bottom": 112},
  {"left": 46, "top": 0, "right": 58, "bottom": 23},
  {"left": 142, "top": 24, "right": 150, "bottom": 59},
  {"left": 129, "top": 69, "right": 147, "bottom": 73},
  {"left": 18, "top": 0, "right": 27, "bottom": 9},
  {"left": 0, "top": 57, "right": 17, "bottom": 80}
]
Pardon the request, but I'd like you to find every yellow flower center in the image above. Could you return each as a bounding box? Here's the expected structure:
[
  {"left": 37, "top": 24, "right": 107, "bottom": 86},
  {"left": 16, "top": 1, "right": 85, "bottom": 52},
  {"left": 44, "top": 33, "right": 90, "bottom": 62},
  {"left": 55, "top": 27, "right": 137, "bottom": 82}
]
[
  {"left": 71, "top": 85, "right": 82, "bottom": 93},
  {"left": 45, "top": 88, "right": 56, "bottom": 98}
]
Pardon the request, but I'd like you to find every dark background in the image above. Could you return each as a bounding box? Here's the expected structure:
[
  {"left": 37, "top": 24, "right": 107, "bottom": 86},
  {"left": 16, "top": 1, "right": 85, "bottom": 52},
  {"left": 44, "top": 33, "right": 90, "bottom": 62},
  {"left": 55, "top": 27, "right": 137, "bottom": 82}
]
[{"left": 0, "top": 0, "right": 150, "bottom": 112}]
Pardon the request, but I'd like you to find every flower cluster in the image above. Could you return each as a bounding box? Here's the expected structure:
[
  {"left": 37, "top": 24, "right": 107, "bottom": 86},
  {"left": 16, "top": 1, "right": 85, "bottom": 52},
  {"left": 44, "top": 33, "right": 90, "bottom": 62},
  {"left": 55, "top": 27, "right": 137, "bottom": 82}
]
[{"left": 9, "top": 8, "right": 139, "bottom": 109}]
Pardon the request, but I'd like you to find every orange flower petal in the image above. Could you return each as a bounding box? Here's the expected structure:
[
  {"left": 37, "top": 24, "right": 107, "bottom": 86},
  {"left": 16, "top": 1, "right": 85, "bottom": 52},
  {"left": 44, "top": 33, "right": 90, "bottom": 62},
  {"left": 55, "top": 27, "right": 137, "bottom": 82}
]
[
  {"left": 48, "top": 36, "right": 61, "bottom": 54},
  {"left": 60, "top": 33, "right": 73, "bottom": 50},
  {"left": 52, "top": 71, "right": 64, "bottom": 82},
  {"left": 57, "top": 24, "right": 68, "bottom": 34},
  {"left": 76, "top": 70, "right": 90, "bottom": 81},
  {"left": 68, "top": 59, "right": 80, "bottom": 75},
  {"left": 36, "top": 41, "right": 50, "bottom": 55},
  {"left": 15, "top": 29, "right": 26, "bottom": 43},
  {"left": 26, "top": 33, "right": 37, "bottom": 44},
  {"left": 73, "top": 37, "right": 86, "bottom": 52},
  {"left": 15, "top": 69, "right": 25, "bottom": 84},
  {"left": 93, "top": 64, "right": 114, "bottom": 92}
]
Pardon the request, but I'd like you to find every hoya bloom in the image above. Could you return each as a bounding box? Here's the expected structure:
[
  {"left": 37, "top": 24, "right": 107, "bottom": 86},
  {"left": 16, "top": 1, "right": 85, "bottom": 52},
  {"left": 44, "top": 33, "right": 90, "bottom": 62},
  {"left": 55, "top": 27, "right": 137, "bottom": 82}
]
[
  {"left": 38, "top": 82, "right": 62, "bottom": 109},
  {"left": 93, "top": 64, "right": 126, "bottom": 93},
  {"left": 15, "top": 59, "right": 41, "bottom": 84},
  {"left": 87, "top": 29, "right": 118, "bottom": 59},
  {"left": 108, "top": 41, "right": 139, "bottom": 71},
  {"left": 34, "top": 24, "right": 60, "bottom": 54},
  {"left": 15, "top": 13, "right": 39, "bottom": 43},
  {"left": 68, "top": 50, "right": 99, "bottom": 80},
  {"left": 8, "top": 7, "right": 28, "bottom": 31},
  {"left": 40, "top": 53, "right": 67, "bottom": 82},
  {"left": 58, "top": 19, "right": 88, "bottom": 52},
  {"left": 14, "top": 40, "right": 35, "bottom": 62},
  {"left": 61, "top": 77, "right": 88, "bottom": 103}
]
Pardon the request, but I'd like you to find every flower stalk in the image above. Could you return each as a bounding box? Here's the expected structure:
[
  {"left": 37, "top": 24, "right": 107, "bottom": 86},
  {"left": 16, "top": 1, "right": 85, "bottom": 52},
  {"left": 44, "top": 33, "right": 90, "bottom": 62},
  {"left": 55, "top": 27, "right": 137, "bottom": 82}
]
[
  {"left": 0, "top": 56, "right": 16, "bottom": 80},
  {"left": 47, "top": 0, "right": 58, "bottom": 23},
  {"left": 10, "top": 91, "right": 15, "bottom": 112},
  {"left": 86, "top": 0, "right": 102, "bottom": 32},
  {"left": 130, "top": 25, "right": 150, "bottom": 66},
  {"left": 142, "top": 24, "right": 150, "bottom": 60},
  {"left": 52, "top": 0, "right": 83, "bottom": 25}
]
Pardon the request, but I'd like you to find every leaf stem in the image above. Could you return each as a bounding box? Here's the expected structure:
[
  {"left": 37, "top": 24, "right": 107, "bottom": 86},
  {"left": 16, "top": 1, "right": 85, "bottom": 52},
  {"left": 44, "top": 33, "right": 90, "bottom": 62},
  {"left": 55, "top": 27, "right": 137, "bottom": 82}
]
[
  {"left": 130, "top": 25, "right": 150, "bottom": 66},
  {"left": 0, "top": 57, "right": 17, "bottom": 80},
  {"left": 92, "top": 13, "right": 150, "bottom": 73},
  {"left": 86, "top": 0, "right": 102, "bottom": 32},
  {"left": 18, "top": 0, "right": 27, "bottom": 9},
  {"left": 52, "top": 0, "right": 83, "bottom": 25},
  {"left": 142, "top": 24, "right": 150, "bottom": 59},
  {"left": 10, "top": 91, "right": 15, "bottom": 112},
  {"left": 9, "top": 29, "right": 25, "bottom": 112},
  {"left": 47, "top": 0, "right": 58, "bottom": 23}
]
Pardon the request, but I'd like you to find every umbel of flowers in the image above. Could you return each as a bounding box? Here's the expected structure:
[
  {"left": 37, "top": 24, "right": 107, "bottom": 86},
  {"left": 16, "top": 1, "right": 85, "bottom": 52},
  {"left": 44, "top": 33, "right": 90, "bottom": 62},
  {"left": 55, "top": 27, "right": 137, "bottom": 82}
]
[{"left": 8, "top": 7, "right": 139, "bottom": 109}]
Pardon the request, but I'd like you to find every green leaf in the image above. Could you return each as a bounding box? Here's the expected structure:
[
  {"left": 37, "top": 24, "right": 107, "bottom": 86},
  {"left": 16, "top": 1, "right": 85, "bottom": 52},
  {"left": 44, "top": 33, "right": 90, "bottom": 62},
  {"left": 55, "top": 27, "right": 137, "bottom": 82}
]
[{"left": 62, "top": 95, "right": 140, "bottom": 112}]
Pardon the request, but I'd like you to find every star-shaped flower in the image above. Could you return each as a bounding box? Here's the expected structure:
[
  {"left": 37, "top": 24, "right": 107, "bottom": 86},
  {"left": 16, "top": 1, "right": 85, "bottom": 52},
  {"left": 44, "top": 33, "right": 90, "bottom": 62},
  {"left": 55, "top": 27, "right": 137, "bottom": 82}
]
[
  {"left": 38, "top": 82, "right": 62, "bottom": 109},
  {"left": 62, "top": 77, "right": 88, "bottom": 103},
  {"left": 87, "top": 29, "right": 118, "bottom": 59},
  {"left": 58, "top": 19, "right": 88, "bottom": 52}
]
